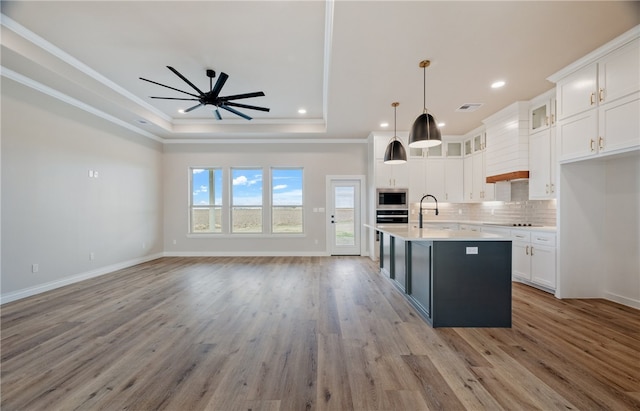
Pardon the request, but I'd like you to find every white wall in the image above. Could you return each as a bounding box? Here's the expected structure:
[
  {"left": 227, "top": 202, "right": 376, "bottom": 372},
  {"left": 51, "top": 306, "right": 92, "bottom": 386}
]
[
  {"left": 162, "top": 141, "right": 368, "bottom": 255},
  {"left": 1, "top": 79, "right": 164, "bottom": 302}
]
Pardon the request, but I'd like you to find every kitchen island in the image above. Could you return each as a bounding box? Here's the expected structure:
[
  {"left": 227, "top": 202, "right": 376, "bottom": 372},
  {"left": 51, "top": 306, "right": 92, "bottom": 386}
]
[{"left": 369, "top": 224, "right": 512, "bottom": 328}]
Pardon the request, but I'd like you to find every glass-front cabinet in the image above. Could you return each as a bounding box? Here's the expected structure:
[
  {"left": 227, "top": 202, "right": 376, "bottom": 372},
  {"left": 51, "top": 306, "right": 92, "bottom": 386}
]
[{"left": 529, "top": 89, "right": 556, "bottom": 133}]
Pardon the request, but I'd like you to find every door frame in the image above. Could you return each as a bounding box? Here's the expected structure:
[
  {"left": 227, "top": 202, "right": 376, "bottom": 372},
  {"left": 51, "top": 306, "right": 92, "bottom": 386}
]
[{"left": 326, "top": 175, "right": 367, "bottom": 256}]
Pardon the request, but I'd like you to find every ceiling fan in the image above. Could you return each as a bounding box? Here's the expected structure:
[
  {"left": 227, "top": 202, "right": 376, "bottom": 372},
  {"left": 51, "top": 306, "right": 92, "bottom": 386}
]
[{"left": 140, "top": 66, "right": 270, "bottom": 120}]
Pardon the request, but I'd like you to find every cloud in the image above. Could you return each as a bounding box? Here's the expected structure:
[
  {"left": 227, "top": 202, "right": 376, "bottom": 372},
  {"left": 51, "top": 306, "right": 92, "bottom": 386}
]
[
  {"left": 233, "top": 175, "right": 248, "bottom": 186},
  {"left": 199, "top": 185, "right": 208, "bottom": 192},
  {"left": 192, "top": 169, "right": 206, "bottom": 174},
  {"left": 273, "top": 184, "right": 287, "bottom": 190}
]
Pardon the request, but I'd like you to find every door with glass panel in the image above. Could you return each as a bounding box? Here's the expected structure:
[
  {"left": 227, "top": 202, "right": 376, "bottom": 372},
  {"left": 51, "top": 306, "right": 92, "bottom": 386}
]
[{"left": 328, "top": 179, "right": 361, "bottom": 255}]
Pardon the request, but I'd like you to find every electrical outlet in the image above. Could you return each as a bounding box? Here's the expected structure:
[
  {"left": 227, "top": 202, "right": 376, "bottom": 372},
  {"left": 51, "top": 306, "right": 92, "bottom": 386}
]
[
  {"left": 32, "top": 264, "right": 39, "bottom": 273},
  {"left": 94, "top": 171, "right": 99, "bottom": 178},
  {"left": 88, "top": 170, "right": 94, "bottom": 178}
]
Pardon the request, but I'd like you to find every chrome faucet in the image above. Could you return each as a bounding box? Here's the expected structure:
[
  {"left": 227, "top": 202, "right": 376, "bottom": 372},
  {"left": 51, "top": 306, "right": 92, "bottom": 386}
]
[{"left": 419, "top": 194, "right": 439, "bottom": 228}]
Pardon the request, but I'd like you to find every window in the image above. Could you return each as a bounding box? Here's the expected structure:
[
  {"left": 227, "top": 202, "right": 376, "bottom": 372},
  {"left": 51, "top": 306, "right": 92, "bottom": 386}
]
[
  {"left": 272, "top": 168, "right": 303, "bottom": 233},
  {"left": 191, "top": 168, "right": 222, "bottom": 233},
  {"left": 231, "top": 168, "right": 263, "bottom": 233}
]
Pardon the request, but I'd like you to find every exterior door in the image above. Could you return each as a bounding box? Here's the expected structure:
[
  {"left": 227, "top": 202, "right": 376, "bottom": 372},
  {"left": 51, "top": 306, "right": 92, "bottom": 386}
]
[{"left": 328, "top": 179, "right": 361, "bottom": 255}]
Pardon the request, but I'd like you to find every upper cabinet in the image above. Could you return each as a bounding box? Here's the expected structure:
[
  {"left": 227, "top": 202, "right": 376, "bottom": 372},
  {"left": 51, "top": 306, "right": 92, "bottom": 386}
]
[
  {"left": 528, "top": 89, "right": 557, "bottom": 200},
  {"left": 549, "top": 27, "right": 640, "bottom": 163},
  {"left": 530, "top": 90, "right": 556, "bottom": 133}
]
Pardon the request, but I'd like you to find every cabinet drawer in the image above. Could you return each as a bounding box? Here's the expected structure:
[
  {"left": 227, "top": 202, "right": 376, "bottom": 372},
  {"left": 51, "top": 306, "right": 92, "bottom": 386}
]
[
  {"left": 531, "top": 232, "right": 556, "bottom": 247},
  {"left": 510, "top": 230, "right": 531, "bottom": 242}
]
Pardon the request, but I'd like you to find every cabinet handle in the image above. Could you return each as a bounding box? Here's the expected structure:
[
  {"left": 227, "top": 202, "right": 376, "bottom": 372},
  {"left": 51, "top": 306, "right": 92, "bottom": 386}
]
[
  {"left": 525, "top": 245, "right": 529, "bottom": 255},
  {"left": 599, "top": 88, "right": 605, "bottom": 103},
  {"left": 545, "top": 184, "right": 549, "bottom": 194},
  {"left": 531, "top": 246, "right": 534, "bottom": 256},
  {"left": 550, "top": 114, "right": 555, "bottom": 125},
  {"left": 590, "top": 139, "right": 596, "bottom": 152},
  {"left": 599, "top": 136, "right": 604, "bottom": 151},
  {"left": 590, "top": 92, "right": 596, "bottom": 105},
  {"left": 536, "top": 237, "right": 548, "bottom": 242},
  {"left": 551, "top": 183, "right": 555, "bottom": 193},
  {"left": 545, "top": 116, "right": 549, "bottom": 126}
]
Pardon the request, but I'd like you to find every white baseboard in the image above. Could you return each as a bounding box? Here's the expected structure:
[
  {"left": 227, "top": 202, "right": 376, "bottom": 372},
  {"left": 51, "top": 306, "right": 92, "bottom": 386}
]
[
  {"left": 163, "top": 251, "right": 330, "bottom": 257},
  {"left": 0, "top": 253, "right": 164, "bottom": 305},
  {"left": 603, "top": 291, "right": 640, "bottom": 310}
]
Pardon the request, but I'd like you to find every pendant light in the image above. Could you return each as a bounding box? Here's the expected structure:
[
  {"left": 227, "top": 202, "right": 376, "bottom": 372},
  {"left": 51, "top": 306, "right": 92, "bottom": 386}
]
[
  {"left": 408, "top": 60, "right": 442, "bottom": 148},
  {"left": 383, "top": 102, "right": 407, "bottom": 164}
]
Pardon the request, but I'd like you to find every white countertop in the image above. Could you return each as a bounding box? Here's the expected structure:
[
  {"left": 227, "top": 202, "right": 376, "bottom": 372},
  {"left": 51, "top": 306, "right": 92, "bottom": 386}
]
[{"left": 366, "top": 224, "right": 511, "bottom": 241}]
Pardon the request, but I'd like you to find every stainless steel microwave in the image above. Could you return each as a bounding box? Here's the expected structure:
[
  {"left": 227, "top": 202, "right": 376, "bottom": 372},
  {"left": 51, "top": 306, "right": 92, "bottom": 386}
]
[{"left": 376, "top": 188, "right": 408, "bottom": 209}]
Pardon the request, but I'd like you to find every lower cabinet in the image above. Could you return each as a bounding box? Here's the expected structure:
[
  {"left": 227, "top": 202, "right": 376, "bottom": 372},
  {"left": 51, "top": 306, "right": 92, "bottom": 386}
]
[
  {"left": 408, "top": 241, "right": 432, "bottom": 320},
  {"left": 407, "top": 240, "right": 512, "bottom": 327},
  {"left": 512, "top": 230, "right": 557, "bottom": 291}
]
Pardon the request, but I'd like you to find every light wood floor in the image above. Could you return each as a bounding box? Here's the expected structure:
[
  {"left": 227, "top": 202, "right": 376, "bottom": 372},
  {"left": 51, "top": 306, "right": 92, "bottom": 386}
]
[{"left": 1, "top": 257, "right": 639, "bottom": 410}]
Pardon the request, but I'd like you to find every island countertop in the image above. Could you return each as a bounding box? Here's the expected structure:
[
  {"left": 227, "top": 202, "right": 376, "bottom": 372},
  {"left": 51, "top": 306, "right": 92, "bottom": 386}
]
[{"left": 365, "top": 223, "right": 509, "bottom": 241}]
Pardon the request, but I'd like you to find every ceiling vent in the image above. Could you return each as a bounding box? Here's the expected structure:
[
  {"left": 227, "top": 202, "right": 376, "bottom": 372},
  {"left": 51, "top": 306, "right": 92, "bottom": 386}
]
[{"left": 456, "top": 103, "right": 483, "bottom": 112}]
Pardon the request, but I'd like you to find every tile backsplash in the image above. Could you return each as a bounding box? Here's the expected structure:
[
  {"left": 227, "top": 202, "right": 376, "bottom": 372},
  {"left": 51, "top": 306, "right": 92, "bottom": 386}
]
[{"left": 411, "top": 181, "right": 557, "bottom": 226}]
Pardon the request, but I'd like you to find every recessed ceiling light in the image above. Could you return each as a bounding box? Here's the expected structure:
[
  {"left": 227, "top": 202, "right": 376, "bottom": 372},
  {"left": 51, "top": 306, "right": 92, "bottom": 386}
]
[
  {"left": 491, "top": 80, "right": 506, "bottom": 89},
  {"left": 380, "top": 122, "right": 389, "bottom": 128},
  {"left": 437, "top": 122, "right": 445, "bottom": 128},
  {"left": 298, "top": 108, "right": 307, "bottom": 114}
]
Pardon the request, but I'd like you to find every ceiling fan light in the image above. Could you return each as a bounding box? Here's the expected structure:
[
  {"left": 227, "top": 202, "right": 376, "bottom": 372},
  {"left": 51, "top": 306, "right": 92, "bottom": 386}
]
[
  {"left": 409, "top": 112, "right": 442, "bottom": 148},
  {"left": 384, "top": 138, "right": 407, "bottom": 164}
]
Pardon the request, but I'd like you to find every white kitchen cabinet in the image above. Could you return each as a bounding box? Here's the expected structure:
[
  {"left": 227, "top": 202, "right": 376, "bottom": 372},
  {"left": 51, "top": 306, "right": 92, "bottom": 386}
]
[
  {"left": 511, "top": 230, "right": 556, "bottom": 291},
  {"left": 444, "top": 158, "right": 463, "bottom": 202},
  {"left": 375, "top": 159, "right": 409, "bottom": 188},
  {"left": 551, "top": 35, "right": 640, "bottom": 163},
  {"left": 462, "top": 127, "right": 494, "bottom": 203},
  {"left": 529, "top": 127, "right": 556, "bottom": 199},
  {"left": 529, "top": 89, "right": 556, "bottom": 133},
  {"left": 425, "top": 158, "right": 445, "bottom": 201},
  {"left": 408, "top": 159, "right": 426, "bottom": 203},
  {"left": 374, "top": 133, "right": 409, "bottom": 159},
  {"left": 423, "top": 222, "right": 459, "bottom": 231}
]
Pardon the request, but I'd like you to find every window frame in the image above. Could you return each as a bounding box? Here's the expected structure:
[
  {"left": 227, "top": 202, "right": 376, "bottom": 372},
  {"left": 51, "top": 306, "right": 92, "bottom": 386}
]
[
  {"left": 271, "top": 167, "right": 304, "bottom": 234},
  {"left": 189, "top": 167, "right": 223, "bottom": 234}
]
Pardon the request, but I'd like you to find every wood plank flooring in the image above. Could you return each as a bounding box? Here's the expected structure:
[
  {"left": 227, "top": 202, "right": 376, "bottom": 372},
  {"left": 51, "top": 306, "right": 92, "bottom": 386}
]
[{"left": 1, "top": 256, "right": 639, "bottom": 410}]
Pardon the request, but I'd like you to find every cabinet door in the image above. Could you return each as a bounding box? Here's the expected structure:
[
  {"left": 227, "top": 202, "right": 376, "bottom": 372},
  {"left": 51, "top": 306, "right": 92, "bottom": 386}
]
[
  {"left": 409, "top": 242, "right": 432, "bottom": 318},
  {"left": 556, "top": 63, "right": 597, "bottom": 120},
  {"left": 530, "top": 101, "right": 550, "bottom": 133},
  {"left": 529, "top": 129, "right": 552, "bottom": 199},
  {"left": 557, "top": 110, "right": 598, "bottom": 162},
  {"left": 598, "top": 38, "right": 640, "bottom": 105},
  {"left": 425, "top": 159, "right": 445, "bottom": 200},
  {"left": 512, "top": 241, "right": 531, "bottom": 281},
  {"left": 463, "top": 155, "right": 473, "bottom": 202},
  {"left": 375, "top": 159, "right": 409, "bottom": 188},
  {"left": 472, "top": 152, "right": 484, "bottom": 201},
  {"left": 444, "top": 158, "right": 463, "bottom": 203},
  {"left": 531, "top": 244, "right": 556, "bottom": 290},
  {"left": 599, "top": 93, "right": 640, "bottom": 154},
  {"left": 408, "top": 159, "right": 426, "bottom": 203}
]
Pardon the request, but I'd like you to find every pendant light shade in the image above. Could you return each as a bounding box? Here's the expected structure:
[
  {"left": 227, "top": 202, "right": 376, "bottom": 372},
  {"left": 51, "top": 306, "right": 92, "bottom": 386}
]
[
  {"left": 383, "top": 102, "right": 407, "bottom": 164},
  {"left": 409, "top": 60, "right": 442, "bottom": 148}
]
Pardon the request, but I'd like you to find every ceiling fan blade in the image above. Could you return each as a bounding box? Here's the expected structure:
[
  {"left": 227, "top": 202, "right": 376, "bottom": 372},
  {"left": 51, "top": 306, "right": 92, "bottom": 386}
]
[
  {"left": 214, "top": 108, "right": 222, "bottom": 120},
  {"left": 184, "top": 103, "right": 203, "bottom": 113},
  {"left": 166, "top": 66, "right": 205, "bottom": 96},
  {"left": 220, "top": 104, "right": 252, "bottom": 120},
  {"left": 210, "top": 72, "right": 229, "bottom": 99},
  {"left": 150, "top": 97, "right": 200, "bottom": 101},
  {"left": 224, "top": 101, "right": 270, "bottom": 112},
  {"left": 140, "top": 77, "right": 200, "bottom": 98},
  {"left": 220, "top": 91, "right": 265, "bottom": 101}
]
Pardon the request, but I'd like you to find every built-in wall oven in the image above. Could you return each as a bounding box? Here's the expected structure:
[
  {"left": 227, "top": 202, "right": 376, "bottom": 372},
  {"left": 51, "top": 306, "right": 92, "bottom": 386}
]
[{"left": 376, "top": 188, "right": 409, "bottom": 224}]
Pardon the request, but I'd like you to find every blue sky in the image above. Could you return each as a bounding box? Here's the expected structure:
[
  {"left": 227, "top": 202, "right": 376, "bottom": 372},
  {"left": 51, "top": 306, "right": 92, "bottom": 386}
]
[{"left": 192, "top": 168, "right": 302, "bottom": 206}]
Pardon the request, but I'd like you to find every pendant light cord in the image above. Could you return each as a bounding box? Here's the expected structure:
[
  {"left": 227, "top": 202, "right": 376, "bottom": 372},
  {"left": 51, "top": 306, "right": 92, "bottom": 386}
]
[{"left": 423, "top": 64, "right": 427, "bottom": 114}]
